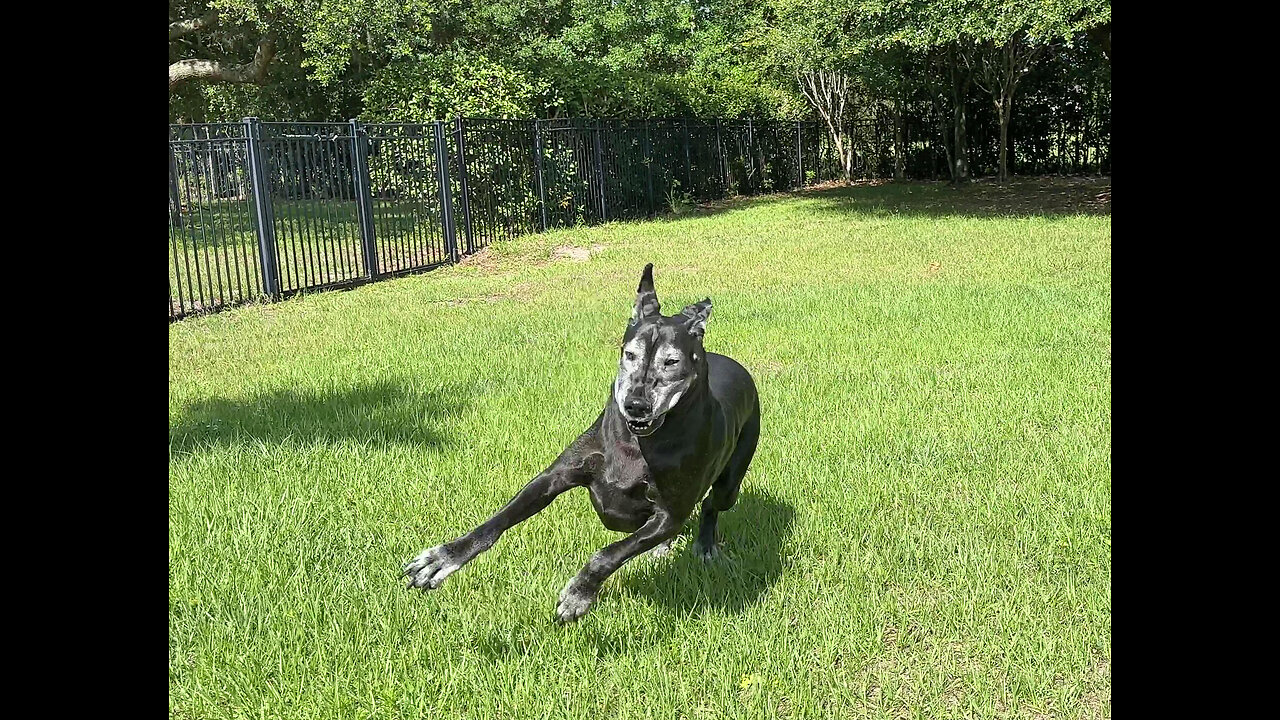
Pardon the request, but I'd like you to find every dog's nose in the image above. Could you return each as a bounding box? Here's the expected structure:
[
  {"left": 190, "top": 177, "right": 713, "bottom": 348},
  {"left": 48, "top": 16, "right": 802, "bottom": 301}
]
[{"left": 624, "top": 398, "right": 651, "bottom": 418}]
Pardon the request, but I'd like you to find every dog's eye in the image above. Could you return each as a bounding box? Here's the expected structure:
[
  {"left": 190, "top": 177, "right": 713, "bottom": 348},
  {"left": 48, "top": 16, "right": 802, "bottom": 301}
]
[
  {"left": 664, "top": 358, "right": 679, "bottom": 367},
  {"left": 625, "top": 352, "right": 636, "bottom": 361}
]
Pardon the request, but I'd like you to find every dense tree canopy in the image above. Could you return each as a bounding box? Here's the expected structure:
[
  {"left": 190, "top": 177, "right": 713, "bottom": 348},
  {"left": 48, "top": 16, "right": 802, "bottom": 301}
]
[{"left": 169, "top": 0, "right": 1110, "bottom": 180}]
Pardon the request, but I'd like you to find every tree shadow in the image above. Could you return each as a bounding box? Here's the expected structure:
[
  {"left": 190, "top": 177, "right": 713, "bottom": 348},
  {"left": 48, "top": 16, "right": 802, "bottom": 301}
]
[
  {"left": 802, "top": 176, "right": 1112, "bottom": 220},
  {"left": 618, "top": 489, "right": 795, "bottom": 616},
  {"left": 168, "top": 379, "right": 473, "bottom": 453},
  {"left": 658, "top": 176, "right": 1111, "bottom": 224}
]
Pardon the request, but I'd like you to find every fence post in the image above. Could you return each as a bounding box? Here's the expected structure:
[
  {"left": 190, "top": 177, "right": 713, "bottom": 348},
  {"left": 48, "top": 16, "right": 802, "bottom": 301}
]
[
  {"left": 715, "top": 119, "right": 726, "bottom": 197},
  {"left": 796, "top": 120, "right": 803, "bottom": 188},
  {"left": 168, "top": 144, "right": 183, "bottom": 228},
  {"left": 349, "top": 119, "right": 380, "bottom": 278},
  {"left": 644, "top": 120, "right": 655, "bottom": 216},
  {"left": 534, "top": 120, "right": 548, "bottom": 231},
  {"left": 683, "top": 119, "right": 692, "bottom": 193},
  {"left": 746, "top": 118, "right": 755, "bottom": 193},
  {"left": 593, "top": 120, "right": 607, "bottom": 221},
  {"left": 242, "top": 117, "right": 280, "bottom": 298},
  {"left": 432, "top": 121, "right": 459, "bottom": 263},
  {"left": 453, "top": 117, "right": 476, "bottom": 254}
]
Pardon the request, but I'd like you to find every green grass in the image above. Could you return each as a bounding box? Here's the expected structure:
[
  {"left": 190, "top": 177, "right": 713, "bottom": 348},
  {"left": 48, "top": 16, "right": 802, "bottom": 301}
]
[{"left": 169, "top": 178, "right": 1111, "bottom": 720}]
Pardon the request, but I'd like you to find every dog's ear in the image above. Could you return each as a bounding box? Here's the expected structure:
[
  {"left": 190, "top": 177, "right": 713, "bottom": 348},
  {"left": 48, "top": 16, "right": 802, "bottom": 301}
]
[
  {"left": 631, "top": 263, "right": 661, "bottom": 324},
  {"left": 680, "top": 298, "right": 712, "bottom": 339}
]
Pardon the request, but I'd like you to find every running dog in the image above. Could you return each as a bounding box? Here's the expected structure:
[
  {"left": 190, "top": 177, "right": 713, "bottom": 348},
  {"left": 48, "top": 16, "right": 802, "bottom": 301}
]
[{"left": 404, "top": 264, "right": 760, "bottom": 623}]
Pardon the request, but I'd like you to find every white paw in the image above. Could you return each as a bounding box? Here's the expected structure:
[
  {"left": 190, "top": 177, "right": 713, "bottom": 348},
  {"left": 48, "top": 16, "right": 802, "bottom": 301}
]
[
  {"left": 649, "top": 538, "right": 676, "bottom": 558},
  {"left": 555, "top": 578, "right": 597, "bottom": 624},
  {"left": 692, "top": 539, "right": 721, "bottom": 562},
  {"left": 403, "top": 545, "right": 462, "bottom": 590}
]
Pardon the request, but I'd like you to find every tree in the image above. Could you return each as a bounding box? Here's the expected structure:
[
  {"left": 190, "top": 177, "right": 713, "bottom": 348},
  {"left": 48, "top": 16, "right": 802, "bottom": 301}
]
[
  {"left": 851, "top": 0, "right": 1110, "bottom": 183},
  {"left": 168, "top": 0, "right": 441, "bottom": 120},
  {"left": 965, "top": 33, "right": 1040, "bottom": 182},
  {"left": 169, "top": 3, "right": 276, "bottom": 92},
  {"left": 761, "top": 0, "right": 870, "bottom": 180},
  {"left": 960, "top": 1, "right": 1110, "bottom": 182},
  {"left": 796, "top": 71, "right": 854, "bottom": 178},
  {"left": 857, "top": 1, "right": 980, "bottom": 183},
  {"left": 165, "top": 0, "right": 1112, "bottom": 187}
]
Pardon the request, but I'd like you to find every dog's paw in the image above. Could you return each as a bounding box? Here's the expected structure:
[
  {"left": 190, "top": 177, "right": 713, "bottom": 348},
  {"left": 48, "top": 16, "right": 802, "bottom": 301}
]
[
  {"left": 555, "top": 578, "right": 598, "bottom": 624},
  {"left": 691, "top": 539, "right": 721, "bottom": 562},
  {"left": 403, "top": 544, "right": 463, "bottom": 591},
  {"left": 649, "top": 538, "right": 676, "bottom": 559}
]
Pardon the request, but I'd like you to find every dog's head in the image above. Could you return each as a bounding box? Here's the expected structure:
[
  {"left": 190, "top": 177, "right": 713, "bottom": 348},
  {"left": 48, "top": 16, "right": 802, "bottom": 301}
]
[{"left": 613, "top": 263, "right": 712, "bottom": 437}]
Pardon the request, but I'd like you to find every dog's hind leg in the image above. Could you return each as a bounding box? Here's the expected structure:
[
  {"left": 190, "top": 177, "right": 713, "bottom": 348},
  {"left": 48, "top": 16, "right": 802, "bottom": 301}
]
[
  {"left": 694, "top": 402, "right": 760, "bottom": 561},
  {"left": 405, "top": 433, "right": 601, "bottom": 591}
]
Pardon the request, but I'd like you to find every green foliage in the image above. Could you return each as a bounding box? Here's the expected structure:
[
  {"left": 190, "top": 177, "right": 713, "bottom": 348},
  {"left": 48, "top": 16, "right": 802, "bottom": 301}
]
[
  {"left": 170, "top": 0, "right": 1112, "bottom": 183},
  {"left": 363, "top": 50, "right": 545, "bottom": 121},
  {"left": 664, "top": 178, "right": 694, "bottom": 215},
  {"left": 171, "top": 0, "right": 818, "bottom": 121}
]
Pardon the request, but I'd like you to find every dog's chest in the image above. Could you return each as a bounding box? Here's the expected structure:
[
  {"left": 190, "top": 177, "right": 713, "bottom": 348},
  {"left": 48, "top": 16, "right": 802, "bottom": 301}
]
[
  {"left": 602, "top": 441, "right": 650, "bottom": 492},
  {"left": 587, "top": 441, "right": 655, "bottom": 532}
]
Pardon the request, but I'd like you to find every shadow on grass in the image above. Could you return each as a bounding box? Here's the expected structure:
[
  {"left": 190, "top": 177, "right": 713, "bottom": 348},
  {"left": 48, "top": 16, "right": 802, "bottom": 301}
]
[
  {"left": 619, "top": 490, "right": 795, "bottom": 616},
  {"left": 662, "top": 176, "right": 1111, "bottom": 224},
  {"left": 472, "top": 490, "right": 794, "bottom": 660},
  {"left": 168, "top": 379, "right": 473, "bottom": 453}
]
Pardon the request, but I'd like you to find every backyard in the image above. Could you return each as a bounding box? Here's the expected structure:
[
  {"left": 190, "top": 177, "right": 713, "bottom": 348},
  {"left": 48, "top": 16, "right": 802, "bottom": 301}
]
[{"left": 169, "top": 178, "right": 1112, "bottom": 719}]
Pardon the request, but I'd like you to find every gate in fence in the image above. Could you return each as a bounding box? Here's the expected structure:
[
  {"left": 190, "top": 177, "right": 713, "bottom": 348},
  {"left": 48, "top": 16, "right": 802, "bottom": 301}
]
[{"left": 169, "top": 117, "right": 833, "bottom": 320}]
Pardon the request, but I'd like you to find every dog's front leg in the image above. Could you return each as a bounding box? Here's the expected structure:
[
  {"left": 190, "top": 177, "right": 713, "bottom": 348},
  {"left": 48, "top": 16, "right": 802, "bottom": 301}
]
[
  {"left": 555, "top": 505, "right": 679, "bottom": 623},
  {"left": 404, "top": 454, "right": 589, "bottom": 591}
]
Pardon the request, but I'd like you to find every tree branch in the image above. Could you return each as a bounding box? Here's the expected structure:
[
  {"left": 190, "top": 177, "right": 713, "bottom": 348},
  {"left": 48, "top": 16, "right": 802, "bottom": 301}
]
[
  {"left": 169, "top": 37, "right": 276, "bottom": 91},
  {"left": 169, "top": 10, "right": 220, "bottom": 41}
]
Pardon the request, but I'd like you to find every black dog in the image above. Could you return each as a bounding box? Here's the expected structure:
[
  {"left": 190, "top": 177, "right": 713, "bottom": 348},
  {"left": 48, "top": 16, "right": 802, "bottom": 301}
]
[{"left": 405, "top": 264, "right": 760, "bottom": 623}]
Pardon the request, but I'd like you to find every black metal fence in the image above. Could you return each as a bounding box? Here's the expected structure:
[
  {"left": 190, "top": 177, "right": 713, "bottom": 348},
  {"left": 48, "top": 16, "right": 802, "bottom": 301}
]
[
  {"left": 170, "top": 109, "right": 1111, "bottom": 319},
  {"left": 169, "top": 118, "right": 839, "bottom": 319}
]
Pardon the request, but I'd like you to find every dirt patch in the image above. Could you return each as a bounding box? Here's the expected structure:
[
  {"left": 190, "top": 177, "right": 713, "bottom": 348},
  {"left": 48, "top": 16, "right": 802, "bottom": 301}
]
[
  {"left": 455, "top": 247, "right": 502, "bottom": 272},
  {"left": 552, "top": 245, "right": 591, "bottom": 262}
]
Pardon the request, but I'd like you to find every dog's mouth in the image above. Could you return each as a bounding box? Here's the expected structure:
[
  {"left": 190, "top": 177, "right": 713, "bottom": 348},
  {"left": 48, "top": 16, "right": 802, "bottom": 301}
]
[{"left": 626, "top": 416, "right": 665, "bottom": 437}]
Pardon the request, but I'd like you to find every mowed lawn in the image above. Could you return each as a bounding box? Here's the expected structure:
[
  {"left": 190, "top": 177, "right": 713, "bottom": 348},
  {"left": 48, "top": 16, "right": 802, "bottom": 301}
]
[{"left": 169, "top": 179, "right": 1112, "bottom": 720}]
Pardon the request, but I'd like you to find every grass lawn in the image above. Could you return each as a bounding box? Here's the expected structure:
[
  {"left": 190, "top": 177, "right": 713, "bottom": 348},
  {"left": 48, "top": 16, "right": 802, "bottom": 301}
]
[{"left": 169, "top": 178, "right": 1112, "bottom": 719}]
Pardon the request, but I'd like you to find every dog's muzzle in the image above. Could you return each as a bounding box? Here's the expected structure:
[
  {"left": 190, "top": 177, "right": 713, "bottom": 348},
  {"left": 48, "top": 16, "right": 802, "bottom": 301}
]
[{"left": 626, "top": 415, "right": 665, "bottom": 437}]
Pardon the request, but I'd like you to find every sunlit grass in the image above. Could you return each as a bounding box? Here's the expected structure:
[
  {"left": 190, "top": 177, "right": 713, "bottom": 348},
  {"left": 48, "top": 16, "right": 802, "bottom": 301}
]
[{"left": 169, "top": 178, "right": 1111, "bottom": 719}]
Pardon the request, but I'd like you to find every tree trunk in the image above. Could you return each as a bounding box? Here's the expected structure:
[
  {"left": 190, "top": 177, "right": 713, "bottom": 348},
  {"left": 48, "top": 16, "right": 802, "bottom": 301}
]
[
  {"left": 948, "top": 49, "right": 971, "bottom": 184},
  {"left": 997, "top": 97, "right": 1010, "bottom": 183},
  {"left": 972, "top": 34, "right": 1043, "bottom": 184},
  {"left": 798, "top": 71, "right": 854, "bottom": 182},
  {"left": 937, "top": 105, "right": 953, "bottom": 181},
  {"left": 169, "top": 148, "right": 183, "bottom": 228},
  {"left": 952, "top": 96, "right": 969, "bottom": 183},
  {"left": 893, "top": 91, "right": 905, "bottom": 181}
]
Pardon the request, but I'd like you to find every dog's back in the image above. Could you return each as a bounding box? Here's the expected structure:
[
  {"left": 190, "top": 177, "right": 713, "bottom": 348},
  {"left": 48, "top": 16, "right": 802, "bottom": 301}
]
[{"left": 707, "top": 352, "right": 759, "bottom": 434}]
